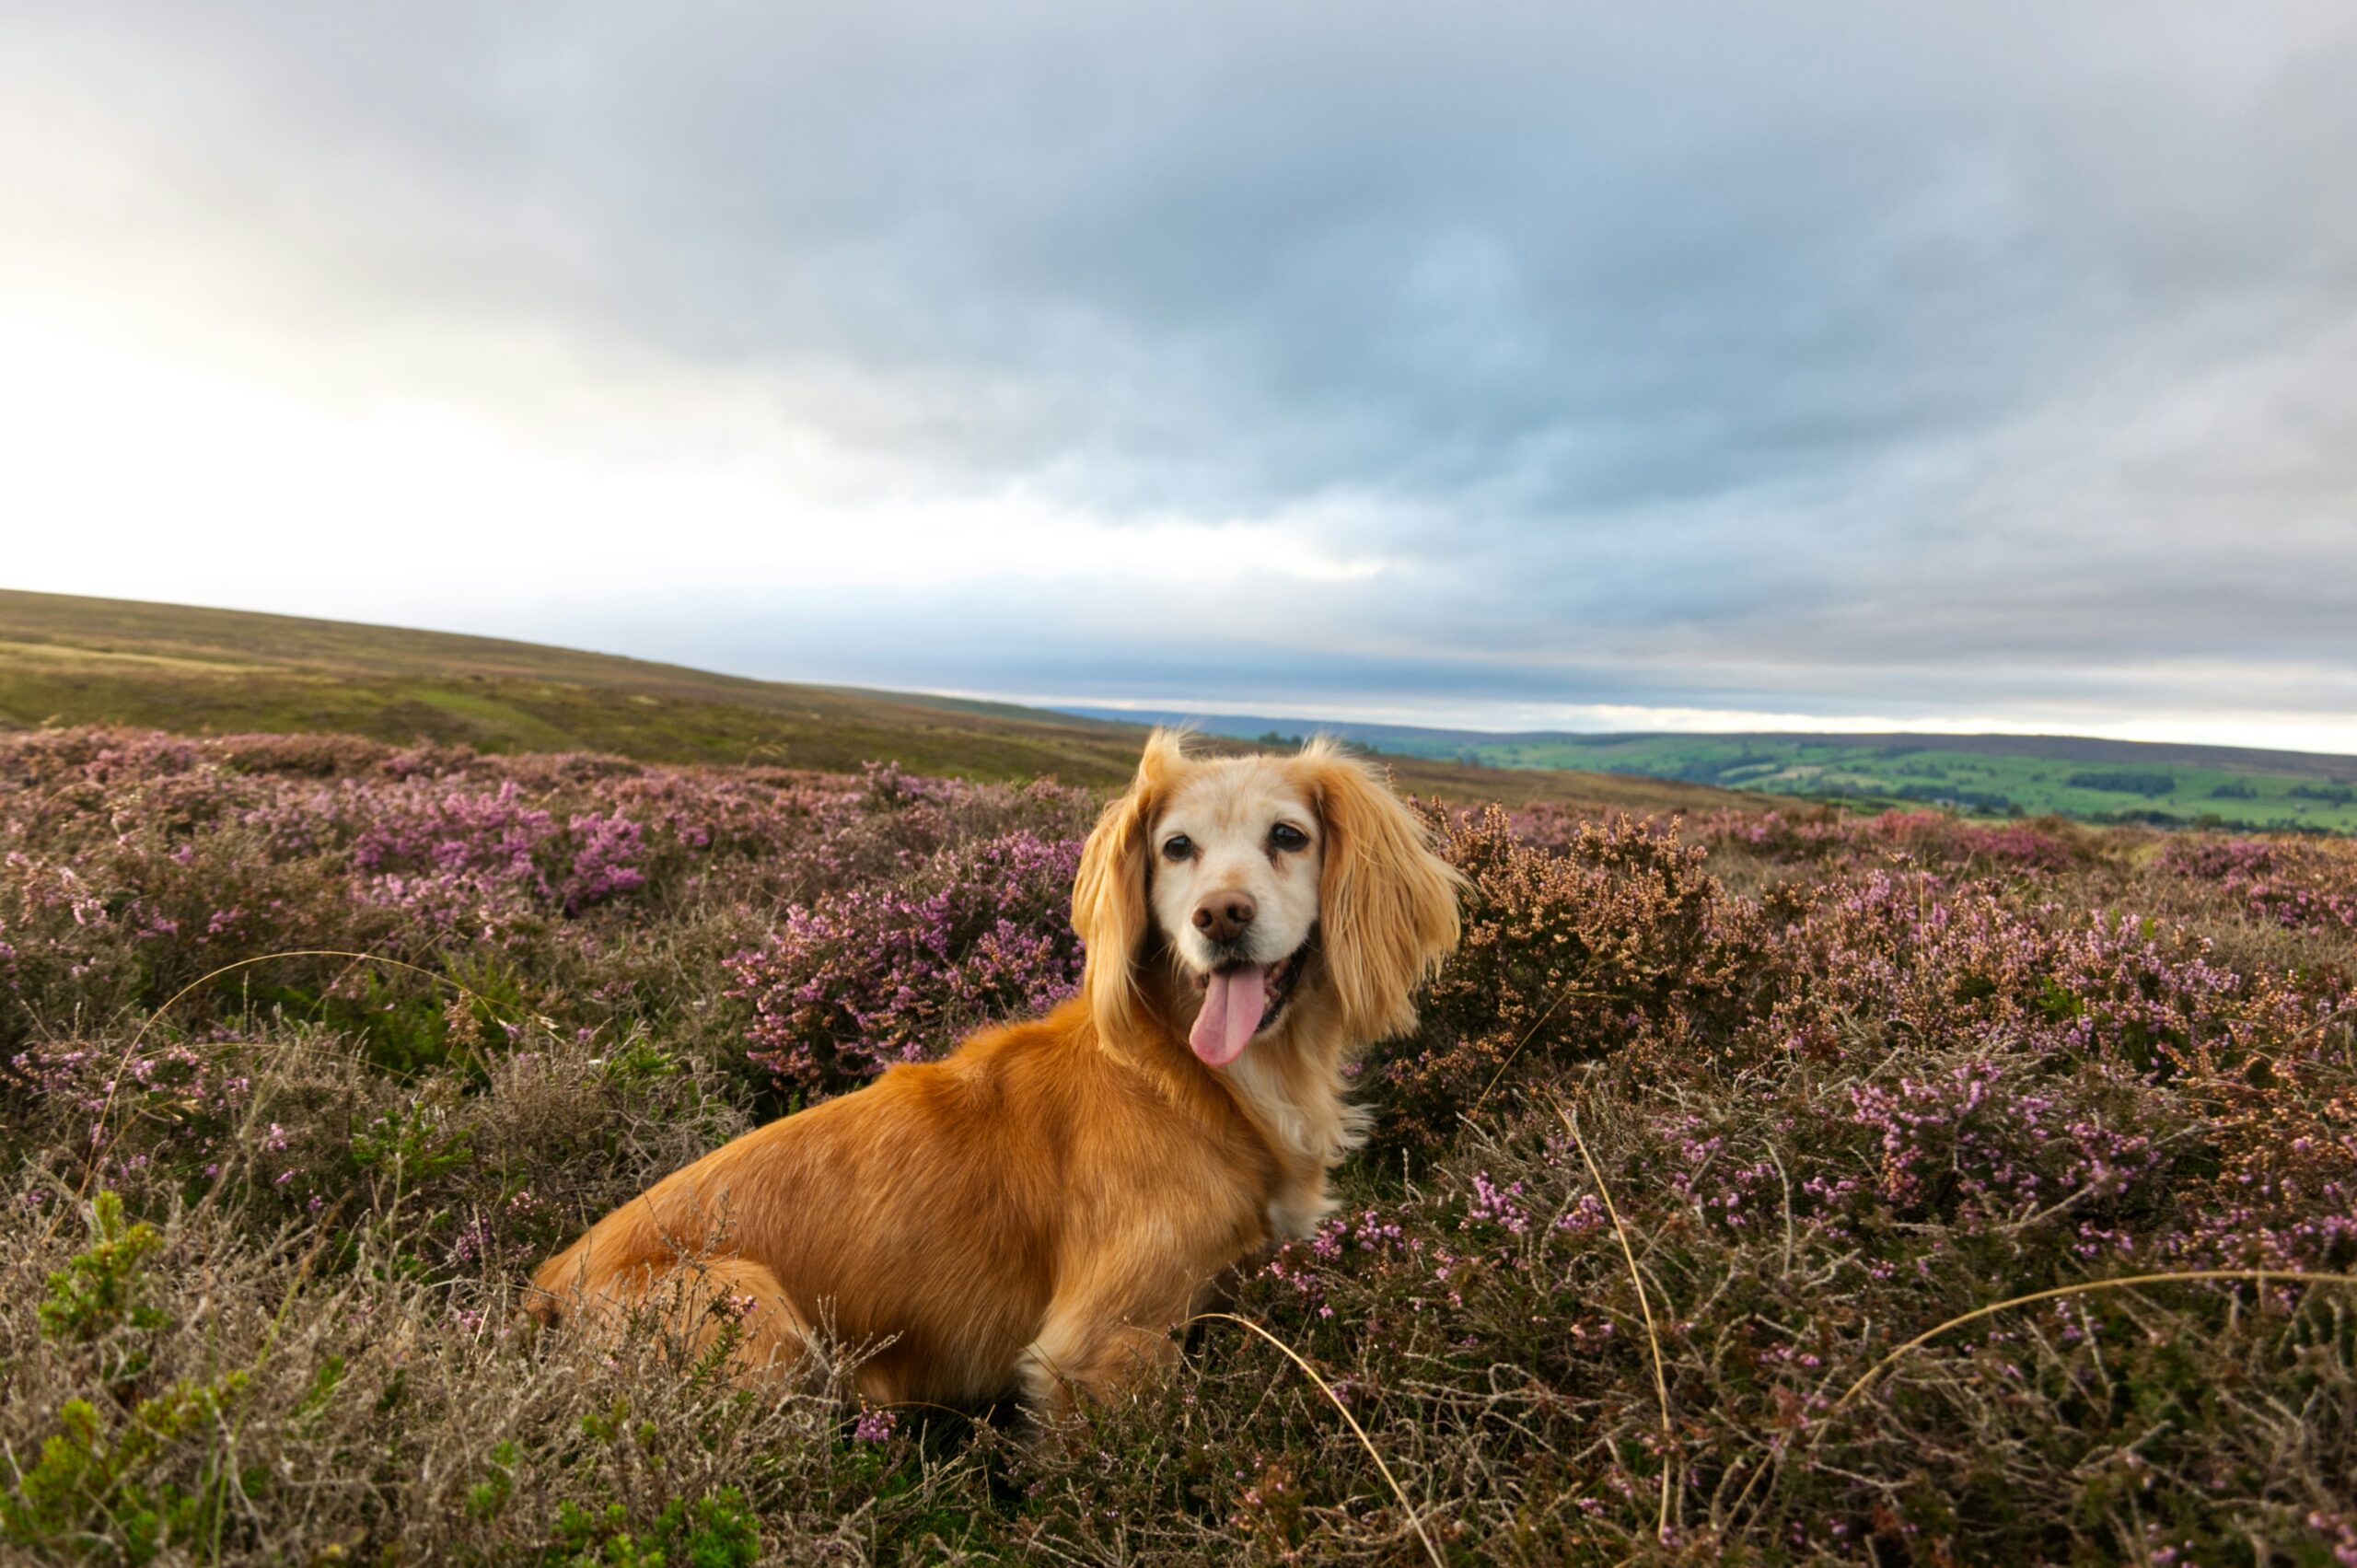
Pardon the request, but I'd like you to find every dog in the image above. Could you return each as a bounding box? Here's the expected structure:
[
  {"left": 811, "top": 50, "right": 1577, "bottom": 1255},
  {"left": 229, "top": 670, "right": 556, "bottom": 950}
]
[{"left": 527, "top": 730, "right": 1462, "bottom": 1412}]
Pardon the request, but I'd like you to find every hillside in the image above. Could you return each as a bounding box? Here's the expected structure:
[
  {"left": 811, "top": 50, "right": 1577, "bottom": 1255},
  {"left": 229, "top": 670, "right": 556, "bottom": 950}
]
[
  {"left": 0, "top": 589, "right": 1750, "bottom": 815},
  {"left": 1072, "top": 707, "right": 2357, "bottom": 833}
]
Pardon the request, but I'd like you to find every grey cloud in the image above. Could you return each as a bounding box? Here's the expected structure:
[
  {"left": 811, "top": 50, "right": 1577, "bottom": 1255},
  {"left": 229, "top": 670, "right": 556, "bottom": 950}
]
[{"left": 6, "top": 0, "right": 2357, "bottom": 734}]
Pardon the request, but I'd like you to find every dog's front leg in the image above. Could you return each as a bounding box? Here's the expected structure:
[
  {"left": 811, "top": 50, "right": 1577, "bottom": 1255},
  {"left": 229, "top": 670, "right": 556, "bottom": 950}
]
[
  {"left": 1016, "top": 1311, "right": 1182, "bottom": 1419},
  {"left": 1016, "top": 1258, "right": 1202, "bottom": 1419}
]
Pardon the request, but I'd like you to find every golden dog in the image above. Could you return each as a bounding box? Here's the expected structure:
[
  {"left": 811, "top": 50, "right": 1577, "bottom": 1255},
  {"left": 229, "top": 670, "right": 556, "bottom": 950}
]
[{"left": 528, "top": 731, "right": 1461, "bottom": 1411}]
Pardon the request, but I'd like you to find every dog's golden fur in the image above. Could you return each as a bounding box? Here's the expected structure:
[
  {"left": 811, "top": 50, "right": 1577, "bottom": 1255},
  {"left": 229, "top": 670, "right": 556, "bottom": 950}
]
[{"left": 528, "top": 732, "right": 1461, "bottom": 1410}]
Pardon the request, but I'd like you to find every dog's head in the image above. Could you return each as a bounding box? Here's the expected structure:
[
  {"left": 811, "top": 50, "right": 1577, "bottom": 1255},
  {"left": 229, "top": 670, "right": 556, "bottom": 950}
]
[{"left": 1072, "top": 730, "right": 1463, "bottom": 1068}]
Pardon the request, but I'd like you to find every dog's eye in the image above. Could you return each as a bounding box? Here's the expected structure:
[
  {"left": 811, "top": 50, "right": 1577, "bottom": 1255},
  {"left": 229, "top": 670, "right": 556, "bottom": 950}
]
[
  {"left": 1270, "top": 823, "right": 1309, "bottom": 851},
  {"left": 1161, "top": 834, "right": 1195, "bottom": 862}
]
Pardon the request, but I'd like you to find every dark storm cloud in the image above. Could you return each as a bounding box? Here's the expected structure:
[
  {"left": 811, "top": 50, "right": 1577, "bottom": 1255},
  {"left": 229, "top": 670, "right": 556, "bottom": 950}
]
[{"left": 6, "top": 0, "right": 2356, "bottom": 731}]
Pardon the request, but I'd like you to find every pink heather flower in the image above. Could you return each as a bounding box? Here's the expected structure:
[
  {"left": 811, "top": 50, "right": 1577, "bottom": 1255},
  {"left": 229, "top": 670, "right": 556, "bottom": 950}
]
[{"left": 1463, "top": 1171, "right": 1532, "bottom": 1235}]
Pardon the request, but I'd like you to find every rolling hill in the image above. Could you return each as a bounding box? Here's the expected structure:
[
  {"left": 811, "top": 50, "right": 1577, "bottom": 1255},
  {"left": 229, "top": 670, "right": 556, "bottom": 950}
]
[
  {"left": 0, "top": 589, "right": 1752, "bottom": 816},
  {"left": 1065, "top": 708, "right": 2357, "bottom": 833}
]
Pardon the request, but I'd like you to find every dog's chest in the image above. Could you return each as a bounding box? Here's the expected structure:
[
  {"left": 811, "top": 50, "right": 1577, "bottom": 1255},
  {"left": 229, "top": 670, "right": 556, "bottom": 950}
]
[{"left": 1217, "top": 1053, "right": 1354, "bottom": 1242}]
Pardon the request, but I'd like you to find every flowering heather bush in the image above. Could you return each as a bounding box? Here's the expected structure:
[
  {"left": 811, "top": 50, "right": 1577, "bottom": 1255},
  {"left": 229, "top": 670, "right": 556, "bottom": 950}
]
[
  {"left": 2154, "top": 835, "right": 2357, "bottom": 935},
  {"left": 726, "top": 829, "right": 1086, "bottom": 1098},
  {"left": 4, "top": 726, "right": 2356, "bottom": 1564},
  {"left": 1752, "top": 866, "right": 2330, "bottom": 1074},
  {"left": 1372, "top": 805, "right": 1765, "bottom": 1150},
  {"left": 0, "top": 728, "right": 1090, "bottom": 1063},
  {"left": 1706, "top": 806, "right": 2095, "bottom": 875}
]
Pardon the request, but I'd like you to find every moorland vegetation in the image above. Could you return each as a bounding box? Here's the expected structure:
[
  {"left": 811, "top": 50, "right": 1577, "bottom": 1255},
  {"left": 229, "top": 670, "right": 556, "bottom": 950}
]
[{"left": 5, "top": 727, "right": 2355, "bottom": 1563}]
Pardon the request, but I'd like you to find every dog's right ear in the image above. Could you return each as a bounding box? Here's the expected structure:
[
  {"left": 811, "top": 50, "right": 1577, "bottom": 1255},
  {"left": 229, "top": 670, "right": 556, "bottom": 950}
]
[{"left": 1073, "top": 729, "right": 1188, "bottom": 1041}]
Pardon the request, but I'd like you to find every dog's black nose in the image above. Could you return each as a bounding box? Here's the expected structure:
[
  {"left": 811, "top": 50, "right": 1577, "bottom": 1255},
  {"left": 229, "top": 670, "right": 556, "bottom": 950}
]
[{"left": 1193, "top": 894, "right": 1256, "bottom": 943}]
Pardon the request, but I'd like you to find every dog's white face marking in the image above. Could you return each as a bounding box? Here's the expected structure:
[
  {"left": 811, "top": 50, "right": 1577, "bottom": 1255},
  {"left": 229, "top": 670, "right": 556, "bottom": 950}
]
[{"left": 1148, "top": 761, "right": 1324, "bottom": 1068}]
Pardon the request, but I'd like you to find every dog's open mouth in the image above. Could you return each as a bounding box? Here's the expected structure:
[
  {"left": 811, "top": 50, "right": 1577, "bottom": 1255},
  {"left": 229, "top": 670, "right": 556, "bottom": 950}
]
[{"left": 1187, "top": 948, "right": 1305, "bottom": 1068}]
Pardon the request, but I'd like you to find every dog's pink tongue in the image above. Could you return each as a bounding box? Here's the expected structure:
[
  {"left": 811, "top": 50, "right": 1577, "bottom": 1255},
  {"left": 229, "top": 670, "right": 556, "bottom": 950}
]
[{"left": 1190, "top": 965, "right": 1270, "bottom": 1067}]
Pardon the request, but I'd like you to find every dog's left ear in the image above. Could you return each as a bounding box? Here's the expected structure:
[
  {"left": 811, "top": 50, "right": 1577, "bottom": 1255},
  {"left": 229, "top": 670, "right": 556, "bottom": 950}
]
[
  {"left": 1304, "top": 739, "right": 1465, "bottom": 1046},
  {"left": 1073, "top": 729, "right": 1189, "bottom": 1041}
]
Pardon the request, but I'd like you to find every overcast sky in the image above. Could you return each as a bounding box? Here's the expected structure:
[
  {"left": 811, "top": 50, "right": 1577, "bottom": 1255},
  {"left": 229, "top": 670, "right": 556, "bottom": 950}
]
[{"left": 4, "top": 1, "right": 2355, "bottom": 749}]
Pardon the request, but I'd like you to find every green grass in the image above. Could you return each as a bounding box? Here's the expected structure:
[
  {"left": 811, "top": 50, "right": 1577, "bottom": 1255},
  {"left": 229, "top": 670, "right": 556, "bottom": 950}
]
[
  {"left": 1492, "top": 736, "right": 2357, "bottom": 832},
  {"left": 0, "top": 588, "right": 1756, "bottom": 816}
]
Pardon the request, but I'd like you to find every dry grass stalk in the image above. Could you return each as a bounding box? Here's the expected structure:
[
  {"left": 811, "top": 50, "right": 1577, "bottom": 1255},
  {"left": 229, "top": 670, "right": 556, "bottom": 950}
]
[
  {"left": 1189, "top": 1310, "right": 1446, "bottom": 1568},
  {"left": 1562, "top": 1103, "right": 1677, "bottom": 1546},
  {"left": 76, "top": 947, "right": 547, "bottom": 1204},
  {"left": 1817, "top": 1267, "right": 2357, "bottom": 1435}
]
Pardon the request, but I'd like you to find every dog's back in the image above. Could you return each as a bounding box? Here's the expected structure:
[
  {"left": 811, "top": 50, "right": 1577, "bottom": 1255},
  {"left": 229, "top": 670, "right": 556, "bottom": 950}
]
[{"left": 528, "top": 993, "right": 1274, "bottom": 1404}]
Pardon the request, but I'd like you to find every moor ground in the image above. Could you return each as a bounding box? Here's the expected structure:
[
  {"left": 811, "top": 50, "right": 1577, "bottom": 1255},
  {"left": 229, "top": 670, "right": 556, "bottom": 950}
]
[
  {"left": 0, "top": 589, "right": 1747, "bottom": 820},
  {"left": 4, "top": 727, "right": 2356, "bottom": 1564}
]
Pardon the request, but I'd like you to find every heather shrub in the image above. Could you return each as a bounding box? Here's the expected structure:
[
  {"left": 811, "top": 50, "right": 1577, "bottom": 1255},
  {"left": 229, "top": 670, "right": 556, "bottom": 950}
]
[
  {"left": 1371, "top": 806, "right": 1763, "bottom": 1152},
  {"left": 795, "top": 761, "right": 1098, "bottom": 890},
  {"left": 2154, "top": 833, "right": 2357, "bottom": 935},
  {"left": 1753, "top": 866, "right": 2340, "bottom": 1086},
  {"left": 1705, "top": 806, "right": 2096, "bottom": 876},
  {"left": 0, "top": 728, "right": 1092, "bottom": 1067},
  {"left": 725, "top": 830, "right": 1086, "bottom": 1100},
  {"left": 9, "top": 1023, "right": 747, "bottom": 1285},
  {"left": 1221, "top": 1056, "right": 2357, "bottom": 1564},
  {"left": 0, "top": 1179, "right": 938, "bottom": 1565},
  {"left": 4, "top": 726, "right": 2356, "bottom": 1564}
]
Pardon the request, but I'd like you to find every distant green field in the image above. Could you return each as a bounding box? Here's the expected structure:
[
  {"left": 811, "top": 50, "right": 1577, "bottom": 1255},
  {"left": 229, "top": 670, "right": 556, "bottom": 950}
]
[
  {"left": 1470, "top": 735, "right": 2357, "bottom": 833},
  {"left": 1079, "top": 710, "right": 2357, "bottom": 834}
]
